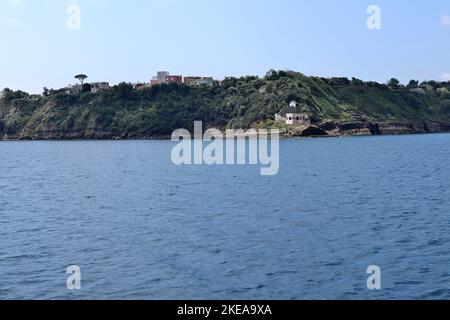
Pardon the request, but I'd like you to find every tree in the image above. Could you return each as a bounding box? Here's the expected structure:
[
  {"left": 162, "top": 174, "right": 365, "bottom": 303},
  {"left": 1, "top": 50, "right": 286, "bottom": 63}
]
[
  {"left": 82, "top": 83, "right": 92, "bottom": 93},
  {"left": 1, "top": 88, "right": 10, "bottom": 100},
  {"left": 437, "top": 87, "right": 450, "bottom": 98},
  {"left": 43, "top": 87, "right": 50, "bottom": 97},
  {"left": 407, "top": 80, "right": 419, "bottom": 89},
  {"left": 75, "top": 74, "right": 88, "bottom": 85},
  {"left": 387, "top": 78, "right": 400, "bottom": 89},
  {"left": 115, "top": 82, "right": 133, "bottom": 98},
  {"left": 352, "top": 78, "right": 364, "bottom": 86},
  {"left": 1, "top": 88, "right": 28, "bottom": 101}
]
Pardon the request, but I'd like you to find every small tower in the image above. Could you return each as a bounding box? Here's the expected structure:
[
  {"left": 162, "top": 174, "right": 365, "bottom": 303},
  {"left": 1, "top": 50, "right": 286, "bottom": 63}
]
[
  {"left": 275, "top": 100, "right": 311, "bottom": 126},
  {"left": 285, "top": 100, "right": 300, "bottom": 125}
]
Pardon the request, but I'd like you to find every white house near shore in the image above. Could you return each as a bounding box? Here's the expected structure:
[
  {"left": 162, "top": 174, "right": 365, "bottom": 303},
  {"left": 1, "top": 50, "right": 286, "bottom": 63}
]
[{"left": 275, "top": 100, "right": 311, "bottom": 126}]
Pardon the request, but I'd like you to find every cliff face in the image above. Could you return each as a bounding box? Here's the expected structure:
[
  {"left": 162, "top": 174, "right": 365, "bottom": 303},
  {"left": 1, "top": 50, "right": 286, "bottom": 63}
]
[{"left": 1, "top": 72, "right": 450, "bottom": 140}]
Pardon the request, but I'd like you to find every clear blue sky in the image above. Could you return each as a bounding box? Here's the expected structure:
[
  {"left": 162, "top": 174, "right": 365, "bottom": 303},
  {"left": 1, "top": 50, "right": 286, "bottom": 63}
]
[{"left": 1, "top": 0, "right": 449, "bottom": 93}]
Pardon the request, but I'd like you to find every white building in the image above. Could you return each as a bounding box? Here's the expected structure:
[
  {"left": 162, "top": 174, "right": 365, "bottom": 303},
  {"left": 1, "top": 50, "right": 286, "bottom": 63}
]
[
  {"left": 196, "top": 77, "right": 214, "bottom": 86},
  {"left": 132, "top": 83, "right": 151, "bottom": 90},
  {"left": 183, "top": 76, "right": 214, "bottom": 87},
  {"left": 275, "top": 100, "right": 311, "bottom": 126}
]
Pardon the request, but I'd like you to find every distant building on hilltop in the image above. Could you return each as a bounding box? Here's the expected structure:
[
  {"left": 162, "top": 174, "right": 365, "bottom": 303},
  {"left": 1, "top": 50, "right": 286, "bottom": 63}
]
[
  {"left": 150, "top": 71, "right": 170, "bottom": 85},
  {"left": 184, "top": 76, "right": 214, "bottom": 87},
  {"left": 132, "top": 82, "right": 151, "bottom": 90},
  {"left": 91, "top": 82, "right": 110, "bottom": 93},
  {"left": 65, "top": 84, "right": 82, "bottom": 95},
  {"left": 275, "top": 100, "right": 311, "bottom": 126},
  {"left": 165, "top": 75, "right": 183, "bottom": 85},
  {"left": 183, "top": 76, "right": 202, "bottom": 86},
  {"left": 149, "top": 71, "right": 215, "bottom": 87},
  {"left": 150, "top": 79, "right": 162, "bottom": 86},
  {"left": 150, "top": 71, "right": 183, "bottom": 86},
  {"left": 196, "top": 77, "right": 214, "bottom": 86},
  {"left": 156, "top": 71, "right": 169, "bottom": 83}
]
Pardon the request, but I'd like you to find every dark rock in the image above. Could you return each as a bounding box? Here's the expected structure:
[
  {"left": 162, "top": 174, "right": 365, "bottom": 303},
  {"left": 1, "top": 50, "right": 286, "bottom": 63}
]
[
  {"left": 378, "top": 121, "right": 428, "bottom": 135},
  {"left": 301, "top": 126, "right": 329, "bottom": 137},
  {"left": 368, "top": 123, "right": 381, "bottom": 135},
  {"left": 338, "top": 122, "right": 366, "bottom": 131},
  {"left": 319, "top": 122, "right": 338, "bottom": 131}
]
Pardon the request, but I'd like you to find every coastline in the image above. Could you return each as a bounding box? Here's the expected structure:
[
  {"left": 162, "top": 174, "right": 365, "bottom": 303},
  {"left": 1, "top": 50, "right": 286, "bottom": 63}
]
[
  {"left": 3, "top": 72, "right": 450, "bottom": 144},
  {"left": 1, "top": 121, "right": 450, "bottom": 141}
]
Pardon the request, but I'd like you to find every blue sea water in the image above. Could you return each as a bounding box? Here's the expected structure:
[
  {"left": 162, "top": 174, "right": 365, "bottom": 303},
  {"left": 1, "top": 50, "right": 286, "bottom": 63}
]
[{"left": 1, "top": 133, "right": 450, "bottom": 300}]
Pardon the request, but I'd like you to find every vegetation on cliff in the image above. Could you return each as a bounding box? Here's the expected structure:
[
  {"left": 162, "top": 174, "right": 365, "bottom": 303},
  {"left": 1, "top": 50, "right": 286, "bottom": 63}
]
[{"left": 1, "top": 71, "right": 450, "bottom": 139}]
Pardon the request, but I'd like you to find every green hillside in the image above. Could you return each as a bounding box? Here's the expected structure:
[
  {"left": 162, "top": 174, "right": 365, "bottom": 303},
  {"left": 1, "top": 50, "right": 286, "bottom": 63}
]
[{"left": 1, "top": 71, "right": 450, "bottom": 139}]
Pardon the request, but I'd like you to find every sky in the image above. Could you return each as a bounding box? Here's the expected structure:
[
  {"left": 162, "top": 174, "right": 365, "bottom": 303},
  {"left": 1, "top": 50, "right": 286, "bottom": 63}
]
[{"left": 1, "top": 0, "right": 449, "bottom": 93}]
